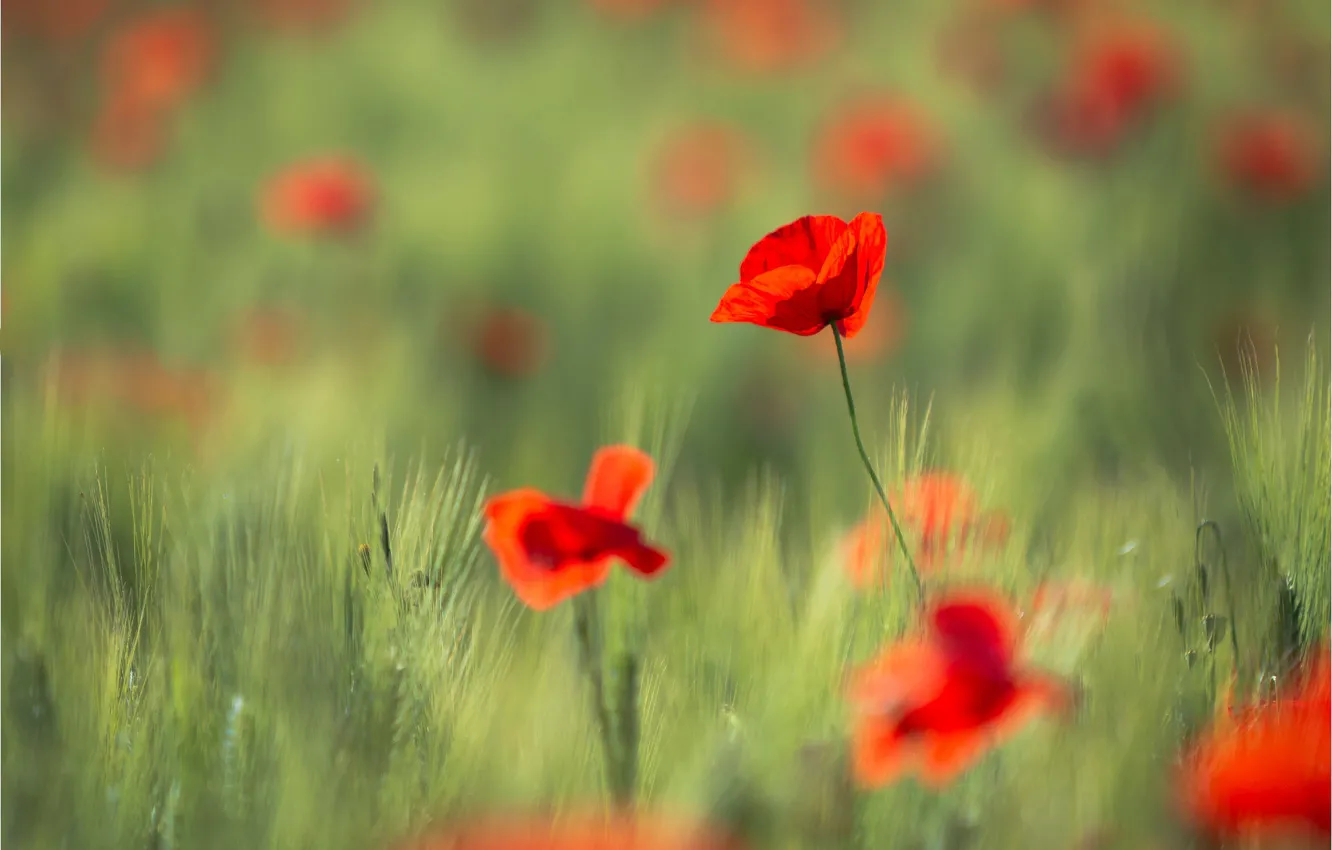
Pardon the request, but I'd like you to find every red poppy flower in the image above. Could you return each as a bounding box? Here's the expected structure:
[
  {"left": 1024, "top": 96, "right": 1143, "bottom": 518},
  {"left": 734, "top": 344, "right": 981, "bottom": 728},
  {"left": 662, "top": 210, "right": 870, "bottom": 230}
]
[
  {"left": 102, "top": 8, "right": 214, "bottom": 113},
  {"left": 1216, "top": 110, "right": 1321, "bottom": 203},
  {"left": 1044, "top": 19, "right": 1180, "bottom": 155},
  {"left": 710, "top": 213, "right": 886, "bottom": 339},
  {"left": 651, "top": 123, "right": 747, "bottom": 219},
  {"left": 839, "top": 472, "right": 1008, "bottom": 589},
  {"left": 803, "top": 290, "right": 904, "bottom": 366},
  {"left": 849, "top": 590, "right": 1069, "bottom": 787},
  {"left": 396, "top": 812, "right": 744, "bottom": 850},
  {"left": 1179, "top": 646, "right": 1331, "bottom": 842},
  {"left": 483, "top": 446, "right": 670, "bottom": 610},
  {"left": 812, "top": 96, "right": 941, "bottom": 201},
  {"left": 698, "top": 0, "right": 840, "bottom": 74},
  {"left": 471, "top": 306, "right": 549, "bottom": 379},
  {"left": 261, "top": 156, "right": 375, "bottom": 236}
]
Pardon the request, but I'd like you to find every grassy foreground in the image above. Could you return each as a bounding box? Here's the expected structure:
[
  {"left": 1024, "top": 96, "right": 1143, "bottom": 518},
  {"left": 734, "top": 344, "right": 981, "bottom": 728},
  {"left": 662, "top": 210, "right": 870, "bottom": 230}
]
[{"left": 3, "top": 342, "right": 1327, "bottom": 850}]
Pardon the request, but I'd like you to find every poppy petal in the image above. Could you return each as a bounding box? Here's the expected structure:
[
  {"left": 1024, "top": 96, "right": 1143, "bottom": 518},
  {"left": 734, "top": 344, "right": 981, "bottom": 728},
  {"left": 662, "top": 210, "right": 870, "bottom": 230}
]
[
  {"left": 738, "top": 214, "right": 848, "bottom": 281},
  {"left": 482, "top": 491, "right": 617, "bottom": 610},
  {"left": 616, "top": 540, "right": 671, "bottom": 577},
  {"left": 853, "top": 717, "right": 920, "bottom": 787},
  {"left": 919, "top": 729, "right": 992, "bottom": 786},
  {"left": 813, "top": 225, "right": 861, "bottom": 324},
  {"left": 930, "top": 591, "right": 1019, "bottom": 676},
  {"left": 583, "top": 445, "right": 655, "bottom": 518},
  {"left": 832, "top": 212, "right": 887, "bottom": 339},
  {"left": 849, "top": 641, "right": 949, "bottom": 711},
  {"left": 709, "top": 265, "right": 827, "bottom": 335}
]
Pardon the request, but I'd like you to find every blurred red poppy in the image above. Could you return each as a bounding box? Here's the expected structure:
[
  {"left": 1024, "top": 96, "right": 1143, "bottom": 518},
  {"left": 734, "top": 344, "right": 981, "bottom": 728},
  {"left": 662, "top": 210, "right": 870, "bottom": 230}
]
[
  {"left": 483, "top": 446, "right": 670, "bottom": 610},
  {"left": 839, "top": 472, "right": 1008, "bottom": 588},
  {"left": 898, "top": 472, "right": 1008, "bottom": 569},
  {"left": 48, "top": 347, "right": 219, "bottom": 436},
  {"left": 1179, "top": 645, "right": 1331, "bottom": 843},
  {"left": 698, "top": 0, "right": 840, "bottom": 74},
  {"left": 1216, "top": 110, "right": 1322, "bottom": 203},
  {"left": 397, "top": 812, "right": 743, "bottom": 850},
  {"left": 849, "top": 590, "right": 1069, "bottom": 787},
  {"left": 471, "top": 306, "right": 548, "bottom": 379},
  {"left": 812, "top": 96, "right": 941, "bottom": 201},
  {"left": 711, "top": 213, "right": 886, "bottom": 339},
  {"left": 1043, "top": 19, "right": 1180, "bottom": 155},
  {"left": 651, "top": 123, "right": 748, "bottom": 218},
  {"left": 102, "top": 8, "right": 213, "bottom": 113},
  {"left": 231, "top": 307, "right": 304, "bottom": 368},
  {"left": 261, "top": 156, "right": 375, "bottom": 237}
]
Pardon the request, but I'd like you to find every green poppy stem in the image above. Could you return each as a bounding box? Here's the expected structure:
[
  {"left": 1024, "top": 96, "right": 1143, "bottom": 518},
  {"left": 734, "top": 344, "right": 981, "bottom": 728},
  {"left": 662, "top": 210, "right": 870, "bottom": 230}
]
[
  {"left": 831, "top": 323, "right": 924, "bottom": 606},
  {"left": 572, "top": 594, "right": 629, "bottom": 807}
]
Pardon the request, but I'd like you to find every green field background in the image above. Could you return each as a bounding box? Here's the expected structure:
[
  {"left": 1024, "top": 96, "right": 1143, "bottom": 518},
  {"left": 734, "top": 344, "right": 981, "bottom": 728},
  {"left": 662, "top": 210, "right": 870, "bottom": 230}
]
[{"left": 2, "top": 1, "right": 1329, "bottom": 848}]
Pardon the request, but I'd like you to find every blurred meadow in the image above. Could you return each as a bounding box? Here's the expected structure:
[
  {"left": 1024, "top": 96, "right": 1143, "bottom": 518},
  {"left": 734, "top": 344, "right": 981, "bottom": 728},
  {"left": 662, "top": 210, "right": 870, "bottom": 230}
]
[{"left": 2, "top": 0, "right": 1330, "bottom": 848}]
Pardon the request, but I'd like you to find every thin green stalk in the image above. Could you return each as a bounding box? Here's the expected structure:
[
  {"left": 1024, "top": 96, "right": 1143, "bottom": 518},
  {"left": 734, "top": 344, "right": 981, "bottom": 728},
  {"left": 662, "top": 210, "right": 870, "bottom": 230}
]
[
  {"left": 572, "top": 594, "right": 627, "bottom": 807},
  {"left": 1196, "top": 520, "right": 1242, "bottom": 680},
  {"left": 831, "top": 324, "right": 924, "bottom": 606}
]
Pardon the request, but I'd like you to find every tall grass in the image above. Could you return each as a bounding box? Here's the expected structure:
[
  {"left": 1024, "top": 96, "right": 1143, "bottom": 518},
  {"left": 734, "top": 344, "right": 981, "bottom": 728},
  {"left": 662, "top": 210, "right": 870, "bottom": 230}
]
[{"left": 7, "top": 348, "right": 1327, "bottom": 848}]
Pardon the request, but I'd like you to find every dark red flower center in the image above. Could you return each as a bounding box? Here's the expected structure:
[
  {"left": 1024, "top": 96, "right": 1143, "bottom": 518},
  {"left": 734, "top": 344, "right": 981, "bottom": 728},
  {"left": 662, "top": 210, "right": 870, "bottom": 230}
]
[{"left": 517, "top": 505, "right": 640, "bottom": 571}]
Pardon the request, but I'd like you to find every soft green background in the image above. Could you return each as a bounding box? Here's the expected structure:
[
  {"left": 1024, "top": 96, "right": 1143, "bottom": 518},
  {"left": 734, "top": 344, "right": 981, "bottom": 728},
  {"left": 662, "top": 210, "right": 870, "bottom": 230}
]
[{"left": 2, "top": 1, "right": 1329, "bottom": 848}]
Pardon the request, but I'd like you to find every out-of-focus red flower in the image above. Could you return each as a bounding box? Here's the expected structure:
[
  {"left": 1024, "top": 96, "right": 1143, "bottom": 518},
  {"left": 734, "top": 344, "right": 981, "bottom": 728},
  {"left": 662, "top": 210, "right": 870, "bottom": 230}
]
[
  {"left": 804, "top": 289, "right": 904, "bottom": 366},
  {"left": 1179, "top": 645, "right": 1331, "bottom": 843},
  {"left": 261, "top": 156, "right": 375, "bottom": 237},
  {"left": 849, "top": 589, "right": 1069, "bottom": 787},
  {"left": 469, "top": 306, "right": 548, "bottom": 379},
  {"left": 397, "top": 812, "right": 744, "bottom": 850},
  {"left": 5, "top": 0, "right": 110, "bottom": 43},
  {"left": 248, "top": 0, "right": 357, "bottom": 33},
  {"left": 90, "top": 93, "right": 165, "bottom": 172},
  {"left": 839, "top": 472, "right": 1008, "bottom": 588},
  {"left": 897, "top": 473, "right": 1008, "bottom": 570},
  {"left": 1043, "top": 19, "right": 1180, "bottom": 155},
  {"left": 48, "top": 347, "right": 219, "bottom": 435},
  {"left": 711, "top": 213, "right": 886, "bottom": 339},
  {"left": 651, "top": 123, "right": 748, "bottom": 218},
  {"left": 1023, "top": 579, "right": 1113, "bottom": 643},
  {"left": 102, "top": 8, "right": 213, "bottom": 113},
  {"left": 699, "top": 0, "right": 840, "bottom": 74},
  {"left": 482, "top": 446, "right": 670, "bottom": 610},
  {"left": 1216, "top": 110, "right": 1322, "bottom": 203},
  {"left": 231, "top": 307, "right": 304, "bottom": 368},
  {"left": 812, "top": 96, "right": 941, "bottom": 201}
]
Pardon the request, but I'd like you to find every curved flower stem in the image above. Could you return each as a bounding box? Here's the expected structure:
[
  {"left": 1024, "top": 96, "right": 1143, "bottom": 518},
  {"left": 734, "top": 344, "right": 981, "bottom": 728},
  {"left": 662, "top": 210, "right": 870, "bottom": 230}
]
[{"left": 831, "top": 324, "right": 924, "bottom": 606}]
